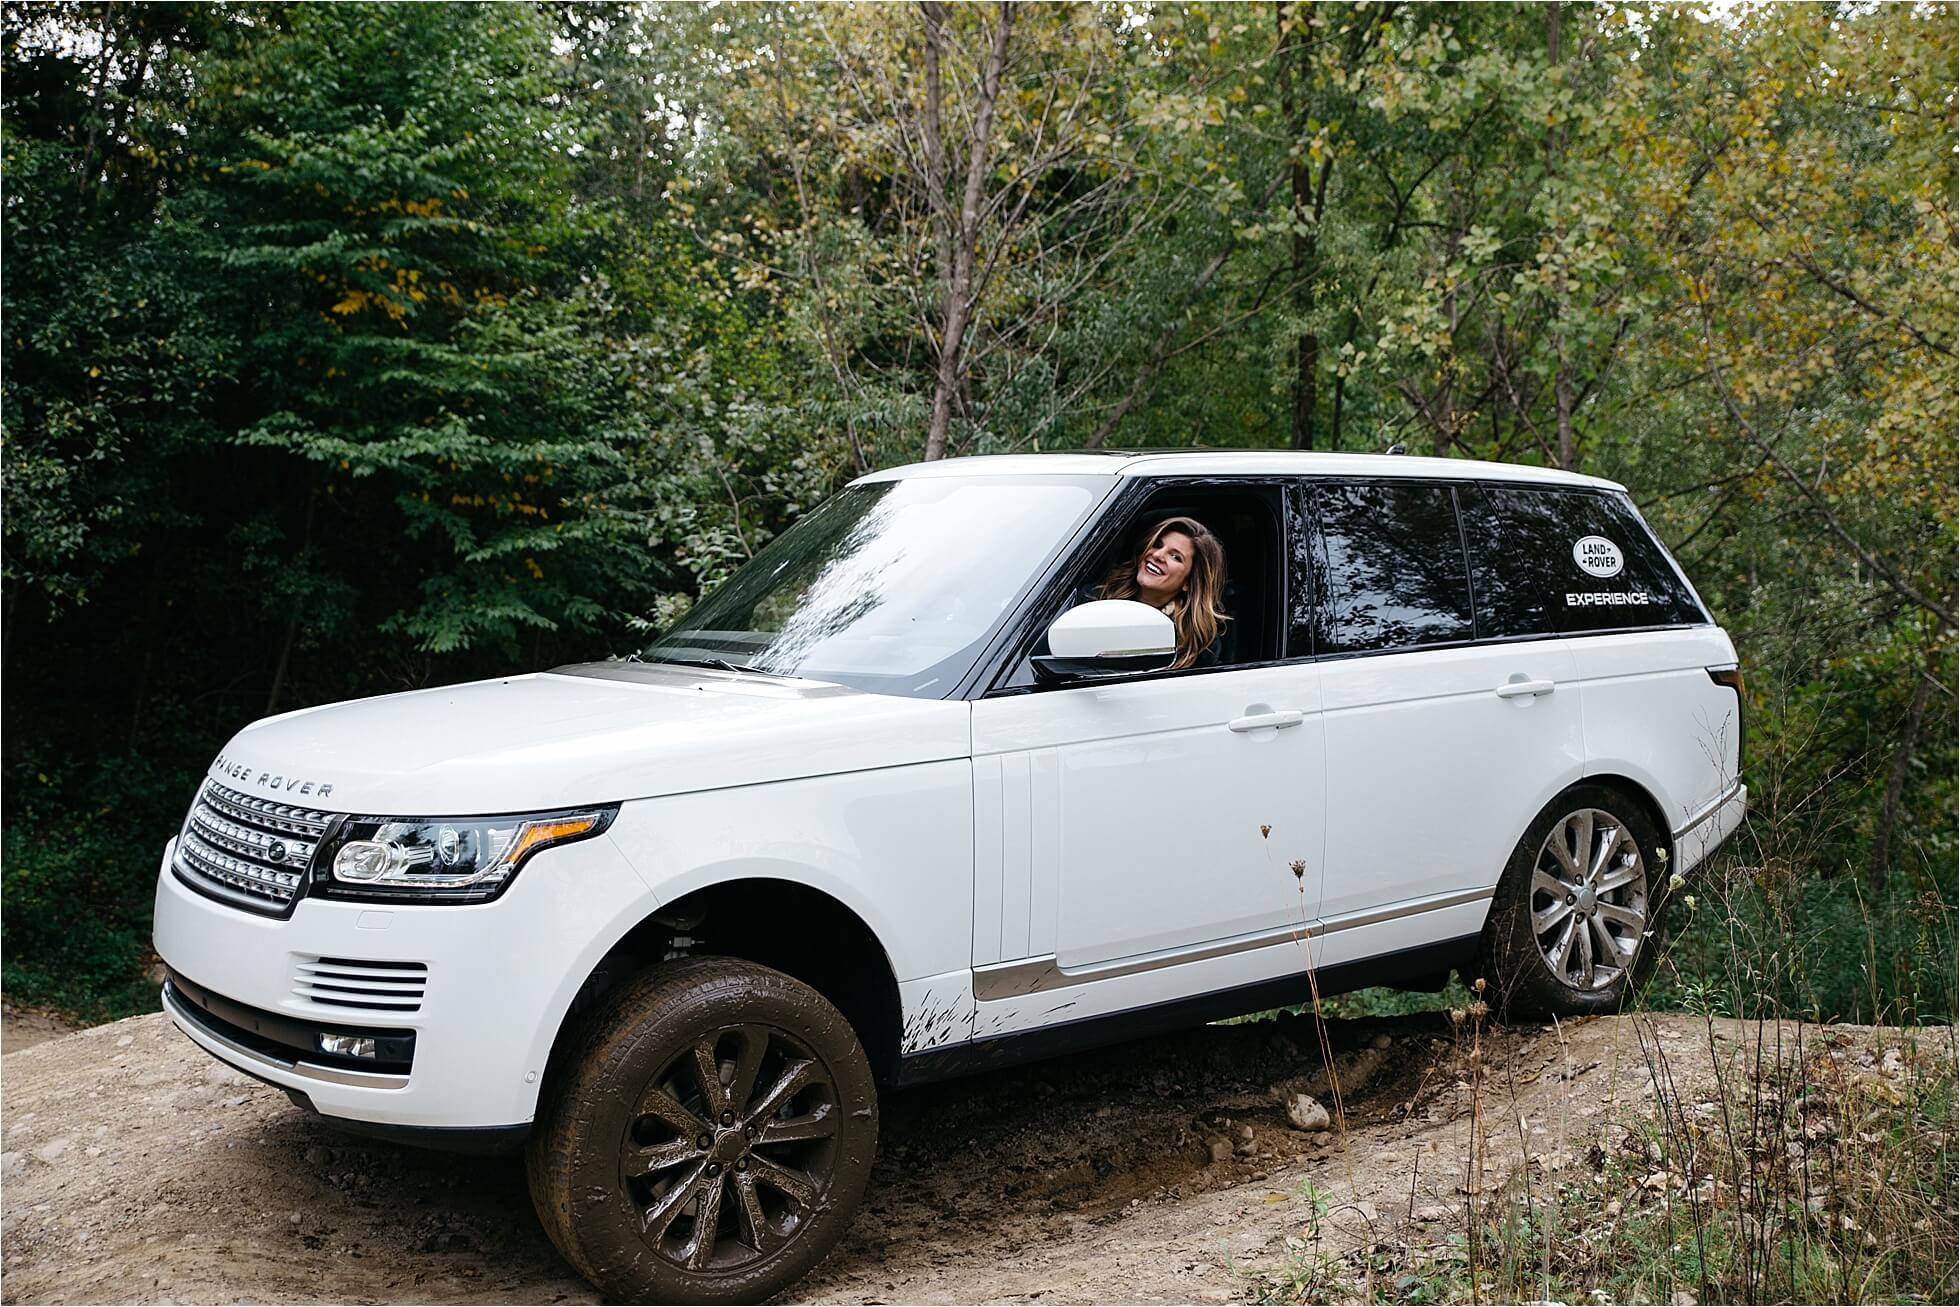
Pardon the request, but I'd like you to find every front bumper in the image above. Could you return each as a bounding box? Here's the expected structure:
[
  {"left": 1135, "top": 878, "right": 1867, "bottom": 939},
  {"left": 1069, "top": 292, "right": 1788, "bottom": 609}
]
[
  {"left": 153, "top": 829, "right": 655, "bottom": 1129},
  {"left": 163, "top": 967, "right": 414, "bottom": 1088}
]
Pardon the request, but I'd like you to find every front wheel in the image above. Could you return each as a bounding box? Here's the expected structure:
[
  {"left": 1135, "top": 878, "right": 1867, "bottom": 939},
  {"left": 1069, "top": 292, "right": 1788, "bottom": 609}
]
[
  {"left": 527, "top": 957, "right": 878, "bottom": 1305},
  {"left": 1482, "top": 784, "right": 1669, "bottom": 1018}
]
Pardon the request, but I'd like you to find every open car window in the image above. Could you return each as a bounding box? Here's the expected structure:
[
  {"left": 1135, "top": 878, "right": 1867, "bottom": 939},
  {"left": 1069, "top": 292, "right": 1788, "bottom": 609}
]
[{"left": 995, "top": 482, "right": 1287, "bottom": 690}]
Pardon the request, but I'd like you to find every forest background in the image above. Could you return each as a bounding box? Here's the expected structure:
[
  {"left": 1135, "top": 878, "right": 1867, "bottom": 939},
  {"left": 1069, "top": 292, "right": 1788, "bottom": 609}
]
[{"left": 2, "top": 1, "right": 1954, "bottom": 1026}]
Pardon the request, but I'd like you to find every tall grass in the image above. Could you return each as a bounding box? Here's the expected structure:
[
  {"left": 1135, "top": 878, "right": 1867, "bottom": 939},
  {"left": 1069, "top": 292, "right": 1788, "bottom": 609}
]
[{"left": 1254, "top": 834, "right": 1959, "bottom": 1306}]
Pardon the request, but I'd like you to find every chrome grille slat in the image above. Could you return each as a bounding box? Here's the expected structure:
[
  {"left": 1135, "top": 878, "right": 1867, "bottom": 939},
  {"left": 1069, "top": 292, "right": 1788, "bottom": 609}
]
[
  {"left": 173, "top": 780, "right": 337, "bottom": 916},
  {"left": 296, "top": 975, "right": 425, "bottom": 991},
  {"left": 296, "top": 962, "right": 427, "bottom": 976},
  {"left": 176, "top": 837, "right": 301, "bottom": 890},
  {"left": 304, "top": 994, "right": 422, "bottom": 1011},
  {"left": 188, "top": 811, "right": 319, "bottom": 867},
  {"left": 176, "top": 840, "right": 297, "bottom": 899},
  {"left": 199, "top": 785, "right": 332, "bottom": 838},
  {"left": 292, "top": 954, "right": 427, "bottom": 1013}
]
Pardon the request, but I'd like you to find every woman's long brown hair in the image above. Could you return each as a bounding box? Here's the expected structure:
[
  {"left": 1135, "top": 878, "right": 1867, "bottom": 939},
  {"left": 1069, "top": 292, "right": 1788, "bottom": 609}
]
[{"left": 1098, "top": 515, "right": 1228, "bottom": 669}]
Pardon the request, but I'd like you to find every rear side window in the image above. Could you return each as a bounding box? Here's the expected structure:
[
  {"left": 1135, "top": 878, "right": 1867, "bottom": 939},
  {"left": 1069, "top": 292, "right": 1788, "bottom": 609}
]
[
  {"left": 1460, "top": 485, "right": 1706, "bottom": 638},
  {"left": 1309, "top": 482, "right": 1475, "bottom": 655}
]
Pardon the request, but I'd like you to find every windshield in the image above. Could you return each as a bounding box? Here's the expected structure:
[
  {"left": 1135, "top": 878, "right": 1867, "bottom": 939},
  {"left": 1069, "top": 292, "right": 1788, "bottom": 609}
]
[{"left": 643, "top": 475, "right": 1108, "bottom": 696}]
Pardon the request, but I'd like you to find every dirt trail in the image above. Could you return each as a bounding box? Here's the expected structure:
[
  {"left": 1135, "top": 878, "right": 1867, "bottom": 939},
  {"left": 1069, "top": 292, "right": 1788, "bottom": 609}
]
[
  {"left": 0, "top": 1005, "right": 1838, "bottom": 1305},
  {"left": 1, "top": 1006, "right": 75, "bottom": 1056}
]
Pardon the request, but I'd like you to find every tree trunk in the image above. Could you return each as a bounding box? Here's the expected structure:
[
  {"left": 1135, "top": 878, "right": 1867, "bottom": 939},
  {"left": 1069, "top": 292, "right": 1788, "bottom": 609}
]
[
  {"left": 922, "top": 2, "right": 1014, "bottom": 462},
  {"left": 919, "top": 3, "right": 955, "bottom": 306},
  {"left": 264, "top": 489, "right": 319, "bottom": 716},
  {"left": 1330, "top": 371, "right": 1346, "bottom": 452},
  {"left": 1282, "top": 4, "right": 1317, "bottom": 451},
  {"left": 1867, "top": 646, "right": 1940, "bottom": 890},
  {"left": 265, "top": 602, "right": 302, "bottom": 717},
  {"left": 1431, "top": 283, "right": 1459, "bottom": 456},
  {"left": 1291, "top": 331, "right": 1319, "bottom": 452},
  {"left": 76, "top": 3, "right": 120, "bottom": 206},
  {"left": 1, "top": 584, "right": 18, "bottom": 683},
  {"left": 108, "top": 39, "right": 151, "bottom": 192},
  {"left": 126, "top": 556, "right": 167, "bottom": 749},
  {"left": 1546, "top": 2, "right": 1577, "bottom": 470}
]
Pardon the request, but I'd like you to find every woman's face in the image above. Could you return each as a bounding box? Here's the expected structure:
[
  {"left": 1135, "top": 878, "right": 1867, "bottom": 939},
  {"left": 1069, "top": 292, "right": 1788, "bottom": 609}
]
[{"left": 1135, "top": 530, "right": 1195, "bottom": 605}]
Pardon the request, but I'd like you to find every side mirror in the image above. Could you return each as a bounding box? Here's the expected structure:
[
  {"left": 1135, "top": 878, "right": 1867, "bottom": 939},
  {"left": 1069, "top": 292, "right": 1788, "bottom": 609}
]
[{"left": 1032, "top": 600, "right": 1176, "bottom": 684}]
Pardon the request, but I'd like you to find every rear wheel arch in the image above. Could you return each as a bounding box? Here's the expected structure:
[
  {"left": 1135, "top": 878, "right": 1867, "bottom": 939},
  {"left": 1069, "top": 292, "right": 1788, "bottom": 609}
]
[
  {"left": 1576, "top": 772, "right": 1676, "bottom": 873},
  {"left": 1478, "top": 778, "right": 1673, "bottom": 1017}
]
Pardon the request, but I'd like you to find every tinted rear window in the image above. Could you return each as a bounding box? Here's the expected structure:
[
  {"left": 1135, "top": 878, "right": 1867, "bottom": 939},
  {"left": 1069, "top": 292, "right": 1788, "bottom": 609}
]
[
  {"left": 1460, "top": 485, "right": 1705, "bottom": 638},
  {"left": 1310, "top": 482, "right": 1475, "bottom": 654}
]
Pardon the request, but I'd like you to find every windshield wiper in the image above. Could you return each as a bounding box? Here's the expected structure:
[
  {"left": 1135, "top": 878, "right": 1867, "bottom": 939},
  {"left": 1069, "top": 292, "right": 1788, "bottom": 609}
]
[{"left": 645, "top": 655, "right": 757, "bottom": 675}]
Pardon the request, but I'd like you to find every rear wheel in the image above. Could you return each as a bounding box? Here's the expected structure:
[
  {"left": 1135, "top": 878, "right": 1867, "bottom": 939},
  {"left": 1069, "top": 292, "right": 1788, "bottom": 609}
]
[
  {"left": 527, "top": 957, "right": 878, "bottom": 1305},
  {"left": 1482, "top": 784, "right": 1668, "bottom": 1018}
]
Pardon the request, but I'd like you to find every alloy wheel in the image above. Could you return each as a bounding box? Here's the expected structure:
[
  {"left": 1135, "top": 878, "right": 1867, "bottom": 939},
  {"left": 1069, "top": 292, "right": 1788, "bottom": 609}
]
[
  {"left": 1529, "top": 807, "right": 1649, "bottom": 990},
  {"left": 620, "top": 1023, "right": 839, "bottom": 1272}
]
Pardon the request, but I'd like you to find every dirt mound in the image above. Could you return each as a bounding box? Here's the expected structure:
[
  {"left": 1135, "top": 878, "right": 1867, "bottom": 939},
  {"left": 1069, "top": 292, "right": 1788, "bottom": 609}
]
[
  {"left": 0, "top": 1004, "right": 1869, "bottom": 1304},
  {"left": 1, "top": 1006, "right": 75, "bottom": 1056}
]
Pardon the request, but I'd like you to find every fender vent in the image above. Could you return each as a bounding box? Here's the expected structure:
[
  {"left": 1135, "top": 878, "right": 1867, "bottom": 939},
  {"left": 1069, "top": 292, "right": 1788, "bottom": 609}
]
[{"left": 293, "top": 956, "right": 428, "bottom": 1013}]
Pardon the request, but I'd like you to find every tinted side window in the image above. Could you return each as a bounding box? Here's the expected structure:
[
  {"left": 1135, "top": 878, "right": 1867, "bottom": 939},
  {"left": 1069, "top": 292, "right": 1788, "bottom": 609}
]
[
  {"left": 1461, "top": 485, "right": 1705, "bottom": 637},
  {"left": 1311, "top": 482, "right": 1474, "bottom": 654},
  {"left": 1284, "top": 486, "right": 1318, "bottom": 657},
  {"left": 1591, "top": 493, "right": 1708, "bottom": 625}
]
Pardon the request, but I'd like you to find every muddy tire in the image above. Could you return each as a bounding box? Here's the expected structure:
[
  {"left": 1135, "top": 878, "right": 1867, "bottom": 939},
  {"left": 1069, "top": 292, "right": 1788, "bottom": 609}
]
[
  {"left": 1481, "top": 784, "right": 1669, "bottom": 1019},
  {"left": 526, "top": 957, "right": 878, "bottom": 1305}
]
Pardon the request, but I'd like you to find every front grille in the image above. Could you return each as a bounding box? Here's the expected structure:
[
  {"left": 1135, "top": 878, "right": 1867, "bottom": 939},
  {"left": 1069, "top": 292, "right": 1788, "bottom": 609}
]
[
  {"left": 174, "top": 781, "right": 335, "bottom": 915},
  {"left": 293, "top": 956, "right": 427, "bottom": 1012}
]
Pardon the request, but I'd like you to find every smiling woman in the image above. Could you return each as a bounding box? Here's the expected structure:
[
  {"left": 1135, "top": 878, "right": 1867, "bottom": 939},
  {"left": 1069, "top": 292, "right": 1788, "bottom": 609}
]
[{"left": 1096, "top": 516, "right": 1230, "bottom": 669}]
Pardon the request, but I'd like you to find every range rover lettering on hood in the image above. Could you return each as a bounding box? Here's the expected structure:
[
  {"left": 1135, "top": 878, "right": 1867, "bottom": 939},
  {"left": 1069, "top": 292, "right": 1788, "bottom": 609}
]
[{"left": 211, "top": 754, "right": 336, "bottom": 800}]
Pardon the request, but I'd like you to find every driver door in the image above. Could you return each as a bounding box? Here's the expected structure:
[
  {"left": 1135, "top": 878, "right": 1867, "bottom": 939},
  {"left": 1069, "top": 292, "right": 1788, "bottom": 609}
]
[{"left": 967, "top": 484, "right": 1325, "bottom": 1034}]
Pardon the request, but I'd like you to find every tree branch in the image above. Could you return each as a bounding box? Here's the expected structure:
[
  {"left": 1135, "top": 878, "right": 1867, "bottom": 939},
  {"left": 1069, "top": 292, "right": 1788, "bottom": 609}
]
[{"left": 1698, "top": 304, "right": 1955, "bottom": 627}]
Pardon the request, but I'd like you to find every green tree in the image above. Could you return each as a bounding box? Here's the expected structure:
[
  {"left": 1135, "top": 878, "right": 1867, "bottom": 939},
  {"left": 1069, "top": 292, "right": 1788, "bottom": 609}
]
[{"left": 176, "top": 3, "right": 672, "bottom": 676}]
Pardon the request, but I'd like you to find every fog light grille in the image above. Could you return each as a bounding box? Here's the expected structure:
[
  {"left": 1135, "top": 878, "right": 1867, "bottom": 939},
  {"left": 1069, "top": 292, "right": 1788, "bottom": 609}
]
[{"left": 293, "top": 956, "right": 428, "bottom": 1012}]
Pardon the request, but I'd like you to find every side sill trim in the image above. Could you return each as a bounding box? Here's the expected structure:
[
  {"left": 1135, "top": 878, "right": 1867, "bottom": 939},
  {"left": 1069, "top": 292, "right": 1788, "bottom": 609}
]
[
  {"left": 906, "top": 933, "right": 1479, "bottom": 1087},
  {"left": 162, "top": 984, "right": 410, "bottom": 1091},
  {"left": 1671, "top": 779, "right": 1745, "bottom": 841},
  {"left": 973, "top": 885, "right": 1495, "bottom": 1001}
]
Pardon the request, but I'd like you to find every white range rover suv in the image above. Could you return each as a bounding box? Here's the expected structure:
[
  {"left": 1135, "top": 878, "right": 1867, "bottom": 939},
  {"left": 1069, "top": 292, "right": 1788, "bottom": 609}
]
[{"left": 154, "top": 451, "right": 1745, "bottom": 1303}]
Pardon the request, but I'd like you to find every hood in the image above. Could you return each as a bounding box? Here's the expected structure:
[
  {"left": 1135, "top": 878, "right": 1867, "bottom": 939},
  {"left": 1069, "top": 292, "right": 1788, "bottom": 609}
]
[{"left": 208, "top": 663, "right": 971, "bottom": 815}]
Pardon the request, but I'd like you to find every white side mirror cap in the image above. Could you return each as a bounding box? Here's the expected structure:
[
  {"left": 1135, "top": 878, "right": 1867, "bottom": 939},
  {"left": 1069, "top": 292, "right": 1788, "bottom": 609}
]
[{"left": 1045, "top": 600, "right": 1175, "bottom": 660}]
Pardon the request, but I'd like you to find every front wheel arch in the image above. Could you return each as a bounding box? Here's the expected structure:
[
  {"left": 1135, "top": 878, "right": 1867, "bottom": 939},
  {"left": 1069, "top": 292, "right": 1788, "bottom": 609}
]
[
  {"left": 540, "top": 879, "right": 904, "bottom": 1100},
  {"left": 527, "top": 956, "right": 879, "bottom": 1304}
]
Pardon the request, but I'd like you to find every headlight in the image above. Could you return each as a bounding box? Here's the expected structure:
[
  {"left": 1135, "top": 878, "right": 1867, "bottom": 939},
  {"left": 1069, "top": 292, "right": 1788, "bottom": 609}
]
[{"left": 314, "top": 806, "right": 616, "bottom": 903}]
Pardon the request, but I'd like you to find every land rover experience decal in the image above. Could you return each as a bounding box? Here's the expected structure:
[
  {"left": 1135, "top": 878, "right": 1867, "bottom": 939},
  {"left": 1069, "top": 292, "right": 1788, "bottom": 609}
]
[
  {"left": 1566, "top": 534, "right": 1651, "bottom": 608},
  {"left": 1572, "top": 535, "right": 1625, "bottom": 578}
]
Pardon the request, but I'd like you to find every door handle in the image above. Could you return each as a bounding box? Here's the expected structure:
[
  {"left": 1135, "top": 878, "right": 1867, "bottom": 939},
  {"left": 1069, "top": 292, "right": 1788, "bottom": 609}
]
[
  {"left": 1495, "top": 679, "right": 1557, "bottom": 699},
  {"left": 1229, "top": 710, "right": 1305, "bottom": 732}
]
